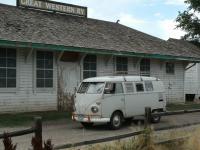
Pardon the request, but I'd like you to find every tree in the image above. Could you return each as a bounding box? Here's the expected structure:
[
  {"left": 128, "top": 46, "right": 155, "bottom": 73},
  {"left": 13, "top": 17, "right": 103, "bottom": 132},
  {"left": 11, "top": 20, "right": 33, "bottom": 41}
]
[{"left": 176, "top": 0, "right": 200, "bottom": 46}]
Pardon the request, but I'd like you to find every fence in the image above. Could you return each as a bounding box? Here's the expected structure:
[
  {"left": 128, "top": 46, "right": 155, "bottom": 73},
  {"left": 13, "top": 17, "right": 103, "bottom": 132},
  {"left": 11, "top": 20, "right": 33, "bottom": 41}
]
[
  {"left": 1, "top": 108, "right": 200, "bottom": 150},
  {"left": 0, "top": 117, "right": 42, "bottom": 148},
  {"left": 55, "top": 107, "right": 200, "bottom": 149}
]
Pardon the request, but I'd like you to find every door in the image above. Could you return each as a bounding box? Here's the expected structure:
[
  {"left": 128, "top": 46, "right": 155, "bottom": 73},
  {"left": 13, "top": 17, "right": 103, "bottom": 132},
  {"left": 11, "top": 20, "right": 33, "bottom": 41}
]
[
  {"left": 101, "top": 82, "right": 125, "bottom": 118},
  {"left": 60, "top": 62, "right": 80, "bottom": 94},
  {"left": 125, "top": 82, "right": 147, "bottom": 116}
]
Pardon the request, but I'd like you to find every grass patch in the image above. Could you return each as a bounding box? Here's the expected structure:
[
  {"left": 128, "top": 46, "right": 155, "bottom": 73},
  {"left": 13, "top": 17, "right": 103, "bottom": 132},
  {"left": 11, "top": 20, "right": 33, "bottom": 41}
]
[
  {"left": 0, "top": 111, "right": 71, "bottom": 127},
  {"left": 84, "top": 127, "right": 200, "bottom": 150},
  {"left": 166, "top": 102, "right": 200, "bottom": 111}
]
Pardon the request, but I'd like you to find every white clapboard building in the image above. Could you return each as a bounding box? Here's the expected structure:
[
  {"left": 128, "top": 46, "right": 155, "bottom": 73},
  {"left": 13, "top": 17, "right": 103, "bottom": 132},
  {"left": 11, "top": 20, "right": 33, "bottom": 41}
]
[
  {"left": 0, "top": 2, "right": 200, "bottom": 113},
  {"left": 168, "top": 39, "right": 200, "bottom": 102}
]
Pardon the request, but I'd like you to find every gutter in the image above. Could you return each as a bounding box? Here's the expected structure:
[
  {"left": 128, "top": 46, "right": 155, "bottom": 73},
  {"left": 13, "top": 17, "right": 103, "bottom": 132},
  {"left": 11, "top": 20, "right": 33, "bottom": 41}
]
[{"left": 0, "top": 39, "right": 200, "bottom": 62}]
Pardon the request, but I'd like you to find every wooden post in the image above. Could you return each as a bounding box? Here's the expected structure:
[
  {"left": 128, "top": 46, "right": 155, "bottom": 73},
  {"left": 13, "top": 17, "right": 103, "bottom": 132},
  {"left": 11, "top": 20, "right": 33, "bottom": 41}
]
[
  {"left": 34, "top": 117, "right": 42, "bottom": 149},
  {"left": 144, "top": 107, "right": 151, "bottom": 129},
  {"left": 144, "top": 107, "right": 152, "bottom": 148}
]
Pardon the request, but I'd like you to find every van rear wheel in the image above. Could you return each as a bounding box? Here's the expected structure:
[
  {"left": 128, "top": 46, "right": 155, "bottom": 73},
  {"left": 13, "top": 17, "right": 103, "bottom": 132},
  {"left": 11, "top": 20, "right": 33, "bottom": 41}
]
[
  {"left": 110, "top": 112, "right": 123, "bottom": 130},
  {"left": 81, "top": 122, "right": 94, "bottom": 128},
  {"left": 151, "top": 110, "right": 161, "bottom": 123}
]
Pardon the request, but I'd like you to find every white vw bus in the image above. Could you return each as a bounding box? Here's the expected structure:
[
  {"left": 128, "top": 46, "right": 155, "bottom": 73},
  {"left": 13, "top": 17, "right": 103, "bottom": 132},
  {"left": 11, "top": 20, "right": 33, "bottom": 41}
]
[{"left": 72, "top": 76, "right": 166, "bottom": 129}]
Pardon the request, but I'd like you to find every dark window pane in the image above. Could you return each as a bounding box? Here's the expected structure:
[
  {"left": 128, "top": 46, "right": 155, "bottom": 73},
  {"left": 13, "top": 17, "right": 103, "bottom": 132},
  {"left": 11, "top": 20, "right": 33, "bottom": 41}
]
[
  {"left": 84, "top": 55, "right": 96, "bottom": 62},
  {"left": 37, "top": 59, "right": 44, "bottom": 68},
  {"left": 0, "top": 68, "right": 6, "bottom": 77},
  {"left": 7, "top": 58, "right": 16, "bottom": 67},
  {"left": 136, "top": 83, "right": 144, "bottom": 92},
  {"left": 0, "top": 58, "right": 6, "bottom": 67},
  {"left": 37, "top": 79, "right": 45, "bottom": 88},
  {"left": 7, "top": 49, "right": 16, "bottom": 58},
  {"left": 0, "top": 78, "right": 6, "bottom": 87},
  {"left": 45, "top": 59, "right": 53, "bottom": 69},
  {"left": 7, "top": 69, "right": 16, "bottom": 78},
  {"left": 117, "top": 65, "right": 123, "bottom": 71},
  {"left": 37, "top": 51, "right": 45, "bottom": 59},
  {"left": 166, "top": 62, "right": 174, "bottom": 74},
  {"left": 90, "top": 63, "right": 96, "bottom": 70},
  {"left": 45, "top": 52, "right": 53, "bottom": 60},
  {"left": 83, "top": 63, "right": 89, "bottom": 70},
  {"left": 7, "top": 79, "right": 16, "bottom": 87},
  {"left": 37, "top": 70, "right": 45, "bottom": 78},
  {"left": 45, "top": 70, "right": 53, "bottom": 78},
  {"left": 83, "top": 71, "right": 89, "bottom": 79},
  {"left": 0, "top": 49, "right": 6, "bottom": 57},
  {"left": 45, "top": 79, "right": 53, "bottom": 87}
]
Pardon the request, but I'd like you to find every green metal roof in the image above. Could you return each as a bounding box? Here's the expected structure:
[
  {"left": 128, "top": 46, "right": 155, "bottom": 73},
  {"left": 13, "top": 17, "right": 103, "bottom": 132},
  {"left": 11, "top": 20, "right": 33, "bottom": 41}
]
[{"left": 0, "top": 39, "right": 200, "bottom": 62}]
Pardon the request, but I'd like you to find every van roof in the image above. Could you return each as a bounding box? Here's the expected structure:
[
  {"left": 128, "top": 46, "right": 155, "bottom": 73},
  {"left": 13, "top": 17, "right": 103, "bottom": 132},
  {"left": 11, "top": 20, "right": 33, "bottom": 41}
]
[{"left": 83, "top": 76, "right": 160, "bottom": 82}]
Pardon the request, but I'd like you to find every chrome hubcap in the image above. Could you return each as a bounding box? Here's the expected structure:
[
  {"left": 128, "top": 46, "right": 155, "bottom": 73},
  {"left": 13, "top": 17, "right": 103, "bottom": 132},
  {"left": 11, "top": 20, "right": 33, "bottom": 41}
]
[{"left": 113, "top": 115, "right": 120, "bottom": 127}]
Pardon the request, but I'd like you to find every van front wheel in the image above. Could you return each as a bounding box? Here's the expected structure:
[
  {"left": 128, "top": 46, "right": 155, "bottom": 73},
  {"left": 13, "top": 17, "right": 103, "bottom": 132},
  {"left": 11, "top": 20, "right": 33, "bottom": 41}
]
[{"left": 110, "top": 112, "right": 123, "bottom": 130}]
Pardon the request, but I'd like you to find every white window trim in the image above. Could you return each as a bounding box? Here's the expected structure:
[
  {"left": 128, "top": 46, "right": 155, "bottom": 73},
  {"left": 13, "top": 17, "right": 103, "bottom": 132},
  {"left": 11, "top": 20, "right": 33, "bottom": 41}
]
[
  {"left": 0, "top": 48, "right": 19, "bottom": 93},
  {"left": 33, "top": 50, "right": 56, "bottom": 93},
  {"left": 140, "top": 59, "right": 151, "bottom": 77},
  {"left": 82, "top": 54, "right": 97, "bottom": 79},
  {"left": 166, "top": 62, "right": 175, "bottom": 75},
  {"left": 115, "top": 56, "right": 128, "bottom": 75}
]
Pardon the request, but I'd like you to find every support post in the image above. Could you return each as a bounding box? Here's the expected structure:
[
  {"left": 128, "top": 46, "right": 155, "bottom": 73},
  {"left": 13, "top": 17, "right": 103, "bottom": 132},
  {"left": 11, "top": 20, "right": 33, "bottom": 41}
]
[
  {"left": 144, "top": 107, "right": 152, "bottom": 129},
  {"left": 34, "top": 117, "right": 42, "bottom": 149}
]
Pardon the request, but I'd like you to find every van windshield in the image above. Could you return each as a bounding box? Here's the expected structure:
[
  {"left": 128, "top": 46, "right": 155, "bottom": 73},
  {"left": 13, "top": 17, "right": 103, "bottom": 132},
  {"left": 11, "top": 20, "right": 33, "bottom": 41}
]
[{"left": 77, "top": 82, "right": 105, "bottom": 94}]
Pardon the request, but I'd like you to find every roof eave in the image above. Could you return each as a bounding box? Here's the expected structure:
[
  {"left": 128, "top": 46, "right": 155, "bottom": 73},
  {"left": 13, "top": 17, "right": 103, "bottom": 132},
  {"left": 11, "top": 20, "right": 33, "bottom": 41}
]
[{"left": 0, "top": 39, "right": 199, "bottom": 62}]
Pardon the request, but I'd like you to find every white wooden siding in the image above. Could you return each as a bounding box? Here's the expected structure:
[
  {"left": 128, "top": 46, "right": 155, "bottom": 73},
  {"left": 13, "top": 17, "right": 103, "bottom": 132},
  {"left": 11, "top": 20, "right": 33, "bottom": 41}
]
[
  {"left": 0, "top": 49, "right": 57, "bottom": 113},
  {"left": 97, "top": 56, "right": 185, "bottom": 103},
  {"left": 184, "top": 63, "right": 200, "bottom": 99}
]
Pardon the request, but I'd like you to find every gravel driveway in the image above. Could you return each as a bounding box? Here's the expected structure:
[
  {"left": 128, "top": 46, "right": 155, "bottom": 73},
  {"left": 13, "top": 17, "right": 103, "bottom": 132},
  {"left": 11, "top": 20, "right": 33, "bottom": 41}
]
[{"left": 1, "top": 112, "right": 200, "bottom": 150}]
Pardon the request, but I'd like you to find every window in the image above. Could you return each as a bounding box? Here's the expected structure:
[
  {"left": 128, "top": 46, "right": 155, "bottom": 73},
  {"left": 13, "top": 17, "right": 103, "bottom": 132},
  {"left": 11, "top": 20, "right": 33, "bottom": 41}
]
[
  {"left": 116, "top": 57, "right": 128, "bottom": 75},
  {"left": 36, "top": 51, "right": 53, "bottom": 88},
  {"left": 83, "top": 55, "right": 97, "bottom": 79},
  {"left": 166, "top": 62, "right": 174, "bottom": 74},
  {"left": 140, "top": 59, "right": 150, "bottom": 76},
  {"left": 0, "top": 48, "right": 16, "bottom": 88},
  {"left": 145, "top": 81, "right": 153, "bottom": 91},
  {"left": 136, "top": 83, "right": 144, "bottom": 92},
  {"left": 124, "top": 82, "right": 134, "bottom": 93},
  {"left": 77, "top": 82, "right": 104, "bottom": 94},
  {"left": 104, "top": 83, "right": 123, "bottom": 94}
]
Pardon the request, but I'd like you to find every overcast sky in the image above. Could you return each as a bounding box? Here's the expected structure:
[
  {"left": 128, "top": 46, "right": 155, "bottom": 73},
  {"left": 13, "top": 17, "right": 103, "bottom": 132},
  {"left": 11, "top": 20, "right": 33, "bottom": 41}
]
[{"left": 0, "top": 0, "right": 188, "bottom": 40}]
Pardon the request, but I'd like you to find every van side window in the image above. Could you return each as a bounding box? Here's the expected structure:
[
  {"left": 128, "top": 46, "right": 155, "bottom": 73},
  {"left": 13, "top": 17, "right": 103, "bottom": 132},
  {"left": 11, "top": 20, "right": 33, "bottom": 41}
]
[
  {"left": 136, "top": 83, "right": 144, "bottom": 92},
  {"left": 124, "top": 82, "right": 134, "bottom": 93},
  {"left": 145, "top": 81, "right": 153, "bottom": 91},
  {"left": 115, "top": 83, "right": 123, "bottom": 94},
  {"left": 104, "top": 83, "right": 123, "bottom": 94}
]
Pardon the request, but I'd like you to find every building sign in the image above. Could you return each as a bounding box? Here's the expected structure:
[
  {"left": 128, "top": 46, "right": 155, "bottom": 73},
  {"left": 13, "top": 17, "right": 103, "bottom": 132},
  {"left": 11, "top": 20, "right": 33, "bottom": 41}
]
[{"left": 17, "top": 0, "right": 87, "bottom": 17}]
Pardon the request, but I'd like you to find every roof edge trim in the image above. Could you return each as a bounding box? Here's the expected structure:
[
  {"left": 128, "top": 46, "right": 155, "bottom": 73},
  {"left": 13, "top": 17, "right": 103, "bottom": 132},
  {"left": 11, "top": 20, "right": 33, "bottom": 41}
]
[{"left": 0, "top": 39, "right": 199, "bottom": 62}]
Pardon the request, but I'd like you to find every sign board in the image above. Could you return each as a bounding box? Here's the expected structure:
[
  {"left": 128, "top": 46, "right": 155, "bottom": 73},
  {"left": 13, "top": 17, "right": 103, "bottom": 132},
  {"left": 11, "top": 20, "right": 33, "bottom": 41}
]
[{"left": 17, "top": 0, "right": 87, "bottom": 17}]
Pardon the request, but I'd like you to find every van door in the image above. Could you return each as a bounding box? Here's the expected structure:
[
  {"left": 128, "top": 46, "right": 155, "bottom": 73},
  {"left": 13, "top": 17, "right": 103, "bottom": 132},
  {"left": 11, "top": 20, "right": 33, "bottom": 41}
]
[
  {"left": 101, "top": 82, "right": 125, "bottom": 118},
  {"left": 125, "top": 82, "right": 147, "bottom": 116}
]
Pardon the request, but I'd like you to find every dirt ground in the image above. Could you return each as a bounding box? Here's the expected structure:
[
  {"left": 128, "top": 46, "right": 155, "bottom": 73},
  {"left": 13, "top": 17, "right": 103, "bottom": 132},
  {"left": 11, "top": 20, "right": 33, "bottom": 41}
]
[{"left": 1, "top": 112, "right": 200, "bottom": 150}]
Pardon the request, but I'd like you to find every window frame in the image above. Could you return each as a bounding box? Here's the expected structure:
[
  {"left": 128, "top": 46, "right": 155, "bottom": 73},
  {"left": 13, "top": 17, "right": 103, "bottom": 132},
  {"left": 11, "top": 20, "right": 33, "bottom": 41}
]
[
  {"left": 83, "top": 55, "right": 97, "bottom": 79},
  {"left": 124, "top": 82, "right": 134, "bottom": 93},
  {"left": 0, "top": 48, "right": 18, "bottom": 92},
  {"left": 34, "top": 50, "right": 55, "bottom": 92},
  {"left": 140, "top": 58, "right": 150, "bottom": 76},
  {"left": 115, "top": 57, "right": 128, "bottom": 75},
  {"left": 104, "top": 82, "right": 124, "bottom": 95},
  {"left": 166, "top": 62, "right": 175, "bottom": 74},
  {"left": 144, "top": 81, "right": 154, "bottom": 92}
]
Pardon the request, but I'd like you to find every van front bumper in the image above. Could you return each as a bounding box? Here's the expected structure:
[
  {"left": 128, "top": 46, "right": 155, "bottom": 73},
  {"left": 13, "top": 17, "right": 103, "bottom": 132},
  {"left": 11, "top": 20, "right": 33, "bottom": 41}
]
[{"left": 72, "top": 114, "right": 110, "bottom": 123}]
